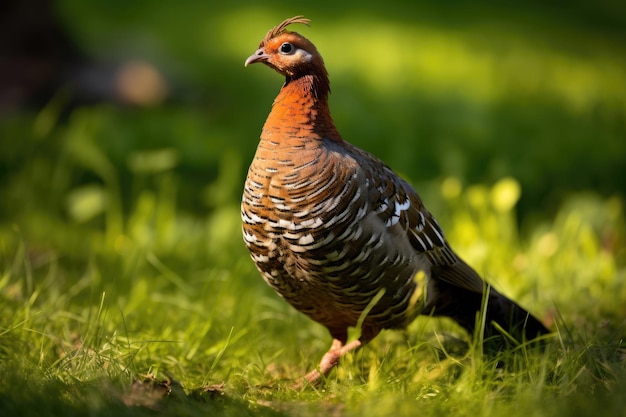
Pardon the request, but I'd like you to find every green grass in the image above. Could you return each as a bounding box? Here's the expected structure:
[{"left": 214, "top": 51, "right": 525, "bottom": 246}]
[
  {"left": 1, "top": 176, "right": 624, "bottom": 416},
  {"left": 1, "top": 1, "right": 625, "bottom": 416}
]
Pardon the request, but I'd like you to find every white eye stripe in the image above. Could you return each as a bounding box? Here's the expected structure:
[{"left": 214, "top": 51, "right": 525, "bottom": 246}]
[{"left": 293, "top": 49, "right": 312, "bottom": 62}]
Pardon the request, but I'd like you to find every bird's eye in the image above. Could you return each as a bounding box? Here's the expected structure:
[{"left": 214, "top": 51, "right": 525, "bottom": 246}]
[{"left": 279, "top": 42, "right": 294, "bottom": 54}]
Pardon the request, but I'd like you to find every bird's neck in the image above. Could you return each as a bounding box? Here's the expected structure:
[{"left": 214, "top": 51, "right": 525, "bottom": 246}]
[{"left": 261, "top": 73, "right": 341, "bottom": 143}]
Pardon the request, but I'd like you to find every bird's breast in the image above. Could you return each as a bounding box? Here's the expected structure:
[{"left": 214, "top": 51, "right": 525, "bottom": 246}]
[
  {"left": 242, "top": 140, "right": 360, "bottom": 248},
  {"left": 242, "top": 139, "right": 426, "bottom": 330},
  {"left": 243, "top": 139, "right": 368, "bottom": 278}
]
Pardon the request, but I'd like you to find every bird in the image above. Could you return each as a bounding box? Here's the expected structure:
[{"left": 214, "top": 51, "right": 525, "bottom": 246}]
[{"left": 242, "top": 16, "right": 548, "bottom": 386}]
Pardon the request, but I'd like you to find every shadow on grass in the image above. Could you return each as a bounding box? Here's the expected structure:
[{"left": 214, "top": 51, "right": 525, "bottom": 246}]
[{"left": 0, "top": 372, "right": 290, "bottom": 417}]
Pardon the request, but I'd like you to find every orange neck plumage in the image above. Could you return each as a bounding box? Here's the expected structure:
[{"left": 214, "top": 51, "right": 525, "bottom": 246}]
[{"left": 261, "top": 74, "right": 342, "bottom": 142}]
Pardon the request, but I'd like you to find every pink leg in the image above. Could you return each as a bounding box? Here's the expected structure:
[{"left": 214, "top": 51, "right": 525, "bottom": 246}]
[{"left": 295, "top": 329, "right": 378, "bottom": 388}]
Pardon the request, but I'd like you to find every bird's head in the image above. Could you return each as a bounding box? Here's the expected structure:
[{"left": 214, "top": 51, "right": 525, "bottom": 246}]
[{"left": 245, "top": 16, "right": 326, "bottom": 80}]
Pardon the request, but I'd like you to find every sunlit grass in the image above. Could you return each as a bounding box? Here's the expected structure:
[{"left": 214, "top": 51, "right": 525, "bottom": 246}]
[{"left": 1, "top": 165, "right": 624, "bottom": 415}]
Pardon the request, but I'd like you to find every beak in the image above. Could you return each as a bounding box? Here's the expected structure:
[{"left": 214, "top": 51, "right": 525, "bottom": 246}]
[{"left": 245, "top": 48, "right": 269, "bottom": 67}]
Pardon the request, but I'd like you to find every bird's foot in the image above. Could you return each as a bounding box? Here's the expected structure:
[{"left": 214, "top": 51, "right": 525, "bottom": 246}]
[{"left": 292, "top": 338, "right": 365, "bottom": 390}]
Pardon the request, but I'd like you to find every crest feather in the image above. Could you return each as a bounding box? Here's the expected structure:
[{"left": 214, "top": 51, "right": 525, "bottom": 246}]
[{"left": 260, "top": 15, "right": 311, "bottom": 46}]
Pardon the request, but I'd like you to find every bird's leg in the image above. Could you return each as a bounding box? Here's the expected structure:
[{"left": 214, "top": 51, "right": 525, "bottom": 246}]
[
  {"left": 296, "top": 338, "right": 359, "bottom": 388},
  {"left": 295, "top": 328, "right": 379, "bottom": 388}
]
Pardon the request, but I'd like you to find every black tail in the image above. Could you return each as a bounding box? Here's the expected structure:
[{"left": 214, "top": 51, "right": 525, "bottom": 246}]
[
  {"left": 427, "top": 279, "right": 549, "bottom": 344},
  {"left": 481, "top": 289, "right": 549, "bottom": 342}
]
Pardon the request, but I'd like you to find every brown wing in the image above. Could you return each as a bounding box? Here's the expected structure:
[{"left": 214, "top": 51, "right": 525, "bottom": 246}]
[
  {"left": 357, "top": 148, "right": 486, "bottom": 295},
  {"left": 403, "top": 191, "right": 486, "bottom": 294}
]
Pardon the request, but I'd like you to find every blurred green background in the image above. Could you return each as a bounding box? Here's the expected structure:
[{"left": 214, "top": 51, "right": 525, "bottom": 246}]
[
  {"left": 2, "top": 0, "right": 625, "bottom": 310},
  {"left": 0, "top": 0, "right": 625, "bottom": 410},
  {"left": 1, "top": 0, "right": 625, "bottom": 290},
  {"left": 2, "top": 0, "right": 625, "bottom": 237}
]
